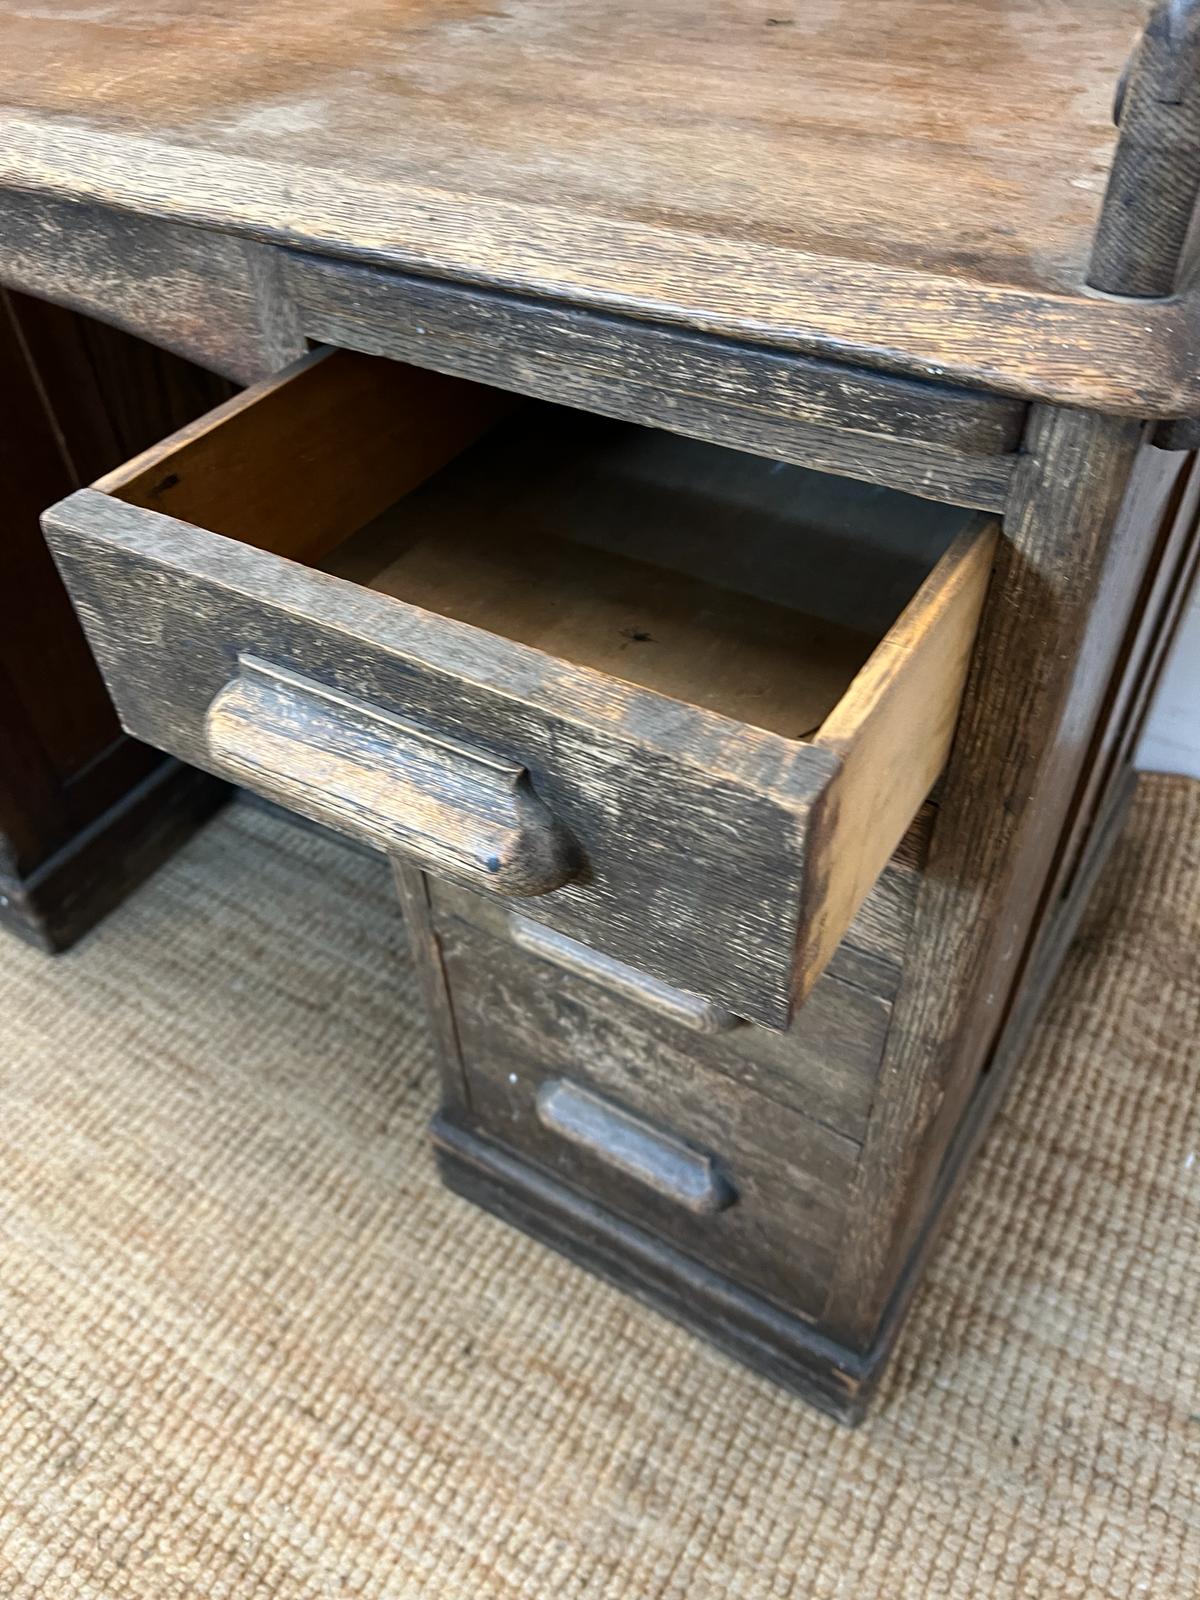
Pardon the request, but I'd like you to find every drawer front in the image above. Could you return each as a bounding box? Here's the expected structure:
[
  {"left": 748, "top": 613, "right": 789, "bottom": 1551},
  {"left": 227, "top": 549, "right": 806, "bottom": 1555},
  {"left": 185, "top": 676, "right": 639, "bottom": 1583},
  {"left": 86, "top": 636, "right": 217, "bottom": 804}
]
[
  {"left": 289, "top": 253, "right": 1027, "bottom": 512},
  {"left": 435, "top": 913, "right": 862, "bottom": 1319},
  {"left": 430, "top": 876, "right": 891, "bottom": 1139},
  {"left": 48, "top": 515, "right": 830, "bottom": 1027},
  {"left": 43, "top": 347, "right": 992, "bottom": 1029}
]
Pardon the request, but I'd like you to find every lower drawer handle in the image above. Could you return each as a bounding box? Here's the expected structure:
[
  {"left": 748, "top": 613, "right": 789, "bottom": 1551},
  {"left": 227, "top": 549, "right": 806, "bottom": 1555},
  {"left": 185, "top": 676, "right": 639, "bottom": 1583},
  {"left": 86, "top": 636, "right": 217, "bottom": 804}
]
[
  {"left": 205, "top": 655, "right": 579, "bottom": 896},
  {"left": 535, "top": 1079, "right": 736, "bottom": 1216},
  {"left": 510, "top": 916, "right": 740, "bottom": 1034}
]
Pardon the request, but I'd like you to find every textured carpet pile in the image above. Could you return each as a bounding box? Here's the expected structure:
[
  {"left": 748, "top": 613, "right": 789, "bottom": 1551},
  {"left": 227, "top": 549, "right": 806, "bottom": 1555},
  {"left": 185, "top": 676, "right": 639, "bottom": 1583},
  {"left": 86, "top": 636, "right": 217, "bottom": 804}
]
[{"left": 0, "top": 777, "right": 1197, "bottom": 1598}]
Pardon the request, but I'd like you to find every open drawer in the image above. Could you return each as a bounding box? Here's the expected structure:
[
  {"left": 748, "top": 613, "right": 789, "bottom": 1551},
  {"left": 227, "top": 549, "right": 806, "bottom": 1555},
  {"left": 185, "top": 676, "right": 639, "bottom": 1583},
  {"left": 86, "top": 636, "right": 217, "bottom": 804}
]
[{"left": 44, "top": 347, "right": 996, "bottom": 1029}]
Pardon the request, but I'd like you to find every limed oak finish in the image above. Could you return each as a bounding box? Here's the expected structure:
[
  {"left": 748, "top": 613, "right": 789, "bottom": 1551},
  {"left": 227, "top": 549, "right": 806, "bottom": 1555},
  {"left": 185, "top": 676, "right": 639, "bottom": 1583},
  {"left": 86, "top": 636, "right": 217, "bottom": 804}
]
[
  {"left": 44, "top": 348, "right": 992, "bottom": 1027},
  {"left": 9, "top": 0, "right": 1199, "bottom": 1419},
  {"left": 0, "top": 0, "right": 1194, "bottom": 414}
]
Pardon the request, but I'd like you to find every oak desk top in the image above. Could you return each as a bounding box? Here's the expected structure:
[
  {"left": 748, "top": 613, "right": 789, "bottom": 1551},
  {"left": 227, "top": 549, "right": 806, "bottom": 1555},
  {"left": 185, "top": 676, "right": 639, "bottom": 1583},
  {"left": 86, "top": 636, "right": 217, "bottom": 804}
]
[{"left": 0, "top": 0, "right": 1195, "bottom": 413}]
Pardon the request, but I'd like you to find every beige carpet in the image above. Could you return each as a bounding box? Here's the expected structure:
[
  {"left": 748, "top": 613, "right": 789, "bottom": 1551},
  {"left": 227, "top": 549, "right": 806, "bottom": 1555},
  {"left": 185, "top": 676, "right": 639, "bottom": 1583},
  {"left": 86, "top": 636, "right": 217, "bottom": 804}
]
[{"left": 0, "top": 777, "right": 1197, "bottom": 1599}]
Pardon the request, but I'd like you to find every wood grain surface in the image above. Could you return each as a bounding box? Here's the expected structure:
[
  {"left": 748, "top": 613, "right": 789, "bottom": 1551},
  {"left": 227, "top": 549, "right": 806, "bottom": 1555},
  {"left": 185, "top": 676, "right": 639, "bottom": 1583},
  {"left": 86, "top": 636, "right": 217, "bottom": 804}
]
[
  {"left": 0, "top": 188, "right": 302, "bottom": 383},
  {"left": 823, "top": 407, "right": 1149, "bottom": 1346},
  {"left": 45, "top": 355, "right": 976, "bottom": 1025},
  {"left": 292, "top": 256, "right": 1026, "bottom": 511},
  {"left": 430, "top": 874, "right": 896, "bottom": 1138},
  {"left": 0, "top": 0, "right": 1193, "bottom": 413},
  {"left": 43, "top": 486, "right": 838, "bottom": 1028},
  {"left": 435, "top": 911, "right": 860, "bottom": 1317},
  {"left": 98, "top": 346, "right": 512, "bottom": 564},
  {"left": 805, "top": 521, "right": 997, "bottom": 999}
]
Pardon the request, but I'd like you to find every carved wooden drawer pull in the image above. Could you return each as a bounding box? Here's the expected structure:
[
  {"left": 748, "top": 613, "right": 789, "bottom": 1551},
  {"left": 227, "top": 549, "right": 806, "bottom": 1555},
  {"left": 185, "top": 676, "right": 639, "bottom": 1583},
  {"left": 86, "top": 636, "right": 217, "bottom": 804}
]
[
  {"left": 510, "top": 915, "right": 739, "bottom": 1034},
  {"left": 206, "top": 656, "right": 578, "bottom": 896},
  {"left": 535, "top": 1080, "right": 737, "bottom": 1216}
]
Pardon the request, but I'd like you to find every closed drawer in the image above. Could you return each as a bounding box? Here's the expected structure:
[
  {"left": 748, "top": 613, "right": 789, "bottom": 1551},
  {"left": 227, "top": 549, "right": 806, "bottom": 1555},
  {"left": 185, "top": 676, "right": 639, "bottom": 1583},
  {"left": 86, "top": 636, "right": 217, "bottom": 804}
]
[
  {"left": 44, "top": 346, "right": 995, "bottom": 1028},
  {"left": 429, "top": 874, "right": 899, "bottom": 1140},
  {"left": 431, "top": 910, "right": 862, "bottom": 1319}
]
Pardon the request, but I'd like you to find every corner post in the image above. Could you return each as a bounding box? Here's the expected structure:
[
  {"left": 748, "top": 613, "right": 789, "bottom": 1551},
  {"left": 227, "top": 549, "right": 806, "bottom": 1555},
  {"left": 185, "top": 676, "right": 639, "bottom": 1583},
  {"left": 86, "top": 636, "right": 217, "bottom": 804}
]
[{"left": 1089, "top": 0, "right": 1200, "bottom": 297}]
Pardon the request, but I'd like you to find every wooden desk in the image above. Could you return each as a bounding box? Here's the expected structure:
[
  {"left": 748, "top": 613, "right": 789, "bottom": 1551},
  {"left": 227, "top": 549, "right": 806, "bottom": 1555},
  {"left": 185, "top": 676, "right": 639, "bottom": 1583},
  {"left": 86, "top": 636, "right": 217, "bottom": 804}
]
[{"left": 6, "top": 0, "right": 1198, "bottom": 1419}]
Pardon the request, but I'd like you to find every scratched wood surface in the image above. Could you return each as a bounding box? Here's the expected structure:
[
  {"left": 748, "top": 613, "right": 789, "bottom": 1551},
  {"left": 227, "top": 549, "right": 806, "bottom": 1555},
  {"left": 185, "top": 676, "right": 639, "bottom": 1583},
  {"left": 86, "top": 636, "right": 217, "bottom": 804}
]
[
  {"left": 42, "top": 347, "right": 982, "bottom": 1028},
  {"left": 434, "top": 910, "right": 860, "bottom": 1318},
  {"left": 0, "top": 0, "right": 1191, "bottom": 413},
  {"left": 429, "top": 874, "right": 894, "bottom": 1138}
]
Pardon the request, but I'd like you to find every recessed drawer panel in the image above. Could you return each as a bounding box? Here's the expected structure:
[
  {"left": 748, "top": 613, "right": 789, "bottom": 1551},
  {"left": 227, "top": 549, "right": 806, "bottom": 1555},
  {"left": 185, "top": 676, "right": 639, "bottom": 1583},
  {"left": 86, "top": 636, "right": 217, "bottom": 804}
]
[
  {"left": 433, "top": 912, "right": 862, "bottom": 1319},
  {"left": 44, "top": 346, "right": 995, "bottom": 1028}
]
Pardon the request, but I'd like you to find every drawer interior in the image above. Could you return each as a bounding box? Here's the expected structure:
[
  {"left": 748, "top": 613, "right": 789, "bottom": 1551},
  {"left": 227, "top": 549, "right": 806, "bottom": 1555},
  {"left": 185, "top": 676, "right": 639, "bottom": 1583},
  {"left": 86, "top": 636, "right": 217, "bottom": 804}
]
[
  {"left": 326, "top": 413, "right": 975, "bottom": 739},
  {"left": 60, "top": 345, "right": 997, "bottom": 1024},
  {"left": 99, "top": 346, "right": 984, "bottom": 743}
]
